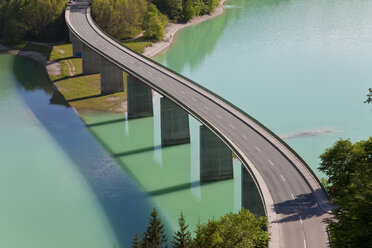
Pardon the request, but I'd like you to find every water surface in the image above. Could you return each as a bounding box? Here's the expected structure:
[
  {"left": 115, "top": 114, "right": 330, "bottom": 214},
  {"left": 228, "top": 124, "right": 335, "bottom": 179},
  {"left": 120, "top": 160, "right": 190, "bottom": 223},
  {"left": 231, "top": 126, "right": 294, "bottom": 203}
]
[
  {"left": 0, "top": 54, "right": 155, "bottom": 248},
  {"left": 155, "top": 0, "right": 372, "bottom": 177}
]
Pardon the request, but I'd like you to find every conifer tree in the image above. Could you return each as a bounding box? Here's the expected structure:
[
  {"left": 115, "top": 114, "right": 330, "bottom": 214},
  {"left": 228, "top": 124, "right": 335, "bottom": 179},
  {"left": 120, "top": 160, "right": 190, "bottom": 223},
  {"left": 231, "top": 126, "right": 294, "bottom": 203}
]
[
  {"left": 143, "top": 208, "right": 168, "bottom": 248},
  {"left": 172, "top": 212, "right": 193, "bottom": 248},
  {"left": 132, "top": 234, "right": 141, "bottom": 248}
]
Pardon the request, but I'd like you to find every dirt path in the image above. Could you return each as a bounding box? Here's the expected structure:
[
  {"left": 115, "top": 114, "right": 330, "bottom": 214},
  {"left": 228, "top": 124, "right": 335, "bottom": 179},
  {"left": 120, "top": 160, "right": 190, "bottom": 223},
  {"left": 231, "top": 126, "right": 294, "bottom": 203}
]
[{"left": 65, "top": 59, "right": 76, "bottom": 76}]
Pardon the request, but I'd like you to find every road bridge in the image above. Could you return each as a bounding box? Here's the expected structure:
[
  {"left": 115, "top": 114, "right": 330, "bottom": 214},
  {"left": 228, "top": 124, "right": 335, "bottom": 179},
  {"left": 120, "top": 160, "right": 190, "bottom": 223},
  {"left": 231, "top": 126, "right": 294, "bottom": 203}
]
[{"left": 66, "top": 1, "right": 332, "bottom": 247}]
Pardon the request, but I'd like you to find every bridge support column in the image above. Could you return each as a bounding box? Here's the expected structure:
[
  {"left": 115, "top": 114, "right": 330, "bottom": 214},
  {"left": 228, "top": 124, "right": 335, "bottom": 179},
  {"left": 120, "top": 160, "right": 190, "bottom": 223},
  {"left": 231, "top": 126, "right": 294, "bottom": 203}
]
[
  {"left": 241, "top": 165, "right": 265, "bottom": 216},
  {"left": 69, "top": 29, "right": 82, "bottom": 57},
  {"left": 127, "top": 75, "right": 153, "bottom": 119},
  {"left": 160, "top": 97, "right": 190, "bottom": 146},
  {"left": 82, "top": 43, "right": 100, "bottom": 74},
  {"left": 100, "top": 57, "right": 124, "bottom": 94},
  {"left": 200, "top": 125, "right": 233, "bottom": 182}
]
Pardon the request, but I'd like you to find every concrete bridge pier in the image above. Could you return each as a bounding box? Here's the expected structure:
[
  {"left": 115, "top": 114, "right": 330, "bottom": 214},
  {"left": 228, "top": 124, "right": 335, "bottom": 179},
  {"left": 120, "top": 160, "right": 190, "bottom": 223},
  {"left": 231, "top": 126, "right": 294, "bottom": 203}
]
[
  {"left": 200, "top": 125, "right": 233, "bottom": 182},
  {"left": 82, "top": 43, "right": 100, "bottom": 74},
  {"left": 100, "top": 57, "right": 124, "bottom": 94},
  {"left": 160, "top": 97, "right": 190, "bottom": 146},
  {"left": 68, "top": 30, "right": 82, "bottom": 57},
  {"left": 127, "top": 75, "right": 153, "bottom": 119},
  {"left": 241, "top": 165, "right": 265, "bottom": 216}
]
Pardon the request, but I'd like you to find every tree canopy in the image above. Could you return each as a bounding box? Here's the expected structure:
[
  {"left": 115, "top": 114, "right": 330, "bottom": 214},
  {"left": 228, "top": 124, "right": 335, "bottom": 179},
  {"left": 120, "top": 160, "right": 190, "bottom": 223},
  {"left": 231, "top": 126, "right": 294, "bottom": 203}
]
[
  {"left": 172, "top": 211, "right": 193, "bottom": 248},
  {"left": 0, "top": 0, "right": 222, "bottom": 44},
  {"left": 0, "top": 0, "right": 67, "bottom": 44},
  {"left": 319, "top": 138, "right": 372, "bottom": 248},
  {"left": 193, "top": 209, "right": 269, "bottom": 248}
]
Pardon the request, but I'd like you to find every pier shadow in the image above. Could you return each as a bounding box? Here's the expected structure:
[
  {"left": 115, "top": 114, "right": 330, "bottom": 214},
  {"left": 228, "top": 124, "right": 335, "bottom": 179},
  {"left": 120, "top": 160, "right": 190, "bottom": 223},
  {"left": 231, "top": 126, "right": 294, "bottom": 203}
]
[
  {"left": 86, "top": 117, "right": 127, "bottom": 127},
  {"left": 67, "top": 93, "right": 104, "bottom": 102},
  {"left": 114, "top": 145, "right": 162, "bottom": 158},
  {"left": 272, "top": 191, "right": 328, "bottom": 223},
  {"left": 52, "top": 73, "right": 84, "bottom": 83},
  {"left": 148, "top": 180, "right": 220, "bottom": 197}
]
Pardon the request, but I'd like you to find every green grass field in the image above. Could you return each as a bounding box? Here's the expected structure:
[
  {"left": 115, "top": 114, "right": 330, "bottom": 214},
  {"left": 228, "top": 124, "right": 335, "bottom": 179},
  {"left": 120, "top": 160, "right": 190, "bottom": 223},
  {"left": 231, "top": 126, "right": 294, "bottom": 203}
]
[{"left": 11, "top": 39, "right": 153, "bottom": 114}]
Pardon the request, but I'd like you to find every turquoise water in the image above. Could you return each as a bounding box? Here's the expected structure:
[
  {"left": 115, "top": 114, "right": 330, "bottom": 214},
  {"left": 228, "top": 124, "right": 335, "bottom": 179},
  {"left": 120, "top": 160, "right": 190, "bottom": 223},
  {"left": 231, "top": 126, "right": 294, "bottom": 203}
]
[
  {"left": 82, "top": 95, "right": 243, "bottom": 233},
  {"left": 155, "top": 0, "right": 372, "bottom": 178},
  {"left": 0, "top": 54, "right": 157, "bottom": 247},
  {"left": 2, "top": 0, "right": 372, "bottom": 246}
]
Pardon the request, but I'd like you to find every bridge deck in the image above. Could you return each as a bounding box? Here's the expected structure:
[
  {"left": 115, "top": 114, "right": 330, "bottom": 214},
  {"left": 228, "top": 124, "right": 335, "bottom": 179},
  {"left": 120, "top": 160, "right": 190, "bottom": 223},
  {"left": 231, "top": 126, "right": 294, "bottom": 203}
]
[{"left": 66, "top": 3, "right": 331, "bottom": 247}]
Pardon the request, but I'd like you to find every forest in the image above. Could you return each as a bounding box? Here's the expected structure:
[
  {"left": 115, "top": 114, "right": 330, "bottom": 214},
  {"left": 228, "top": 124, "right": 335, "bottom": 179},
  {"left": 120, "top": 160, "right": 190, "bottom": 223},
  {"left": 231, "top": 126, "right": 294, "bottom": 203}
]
[
  {"left": 0, "top": 0, "right": 221, "bottom": 44},
  {"left": 319, "top": 137, "right": 372, "bottom": 248}
]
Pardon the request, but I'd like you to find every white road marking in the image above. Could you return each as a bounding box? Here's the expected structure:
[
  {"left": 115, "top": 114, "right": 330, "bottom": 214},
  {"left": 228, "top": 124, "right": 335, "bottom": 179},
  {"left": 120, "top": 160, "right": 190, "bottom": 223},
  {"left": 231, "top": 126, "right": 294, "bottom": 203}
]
[
  {"left": 216, "top": 114, "right": 222, "bottom": 119},
  {"left": 242, "top": 135, "right": 248, "bottom": 140},
  {"left": 180, "top": 90, "right": 185, "bottom": 94},
  {"left": 204, "top": 105, "right": 210, "bottom": 110},
  {"left": 304, "top": 238, "right": 307, "bottom": 248},
  {"left": 268, "top": 159, "right": 274, "bottom": 166},
  {"left": 291, "top": 193, "right": 295, "bottom": 200},
  {"left": 169, "top": 84, "right": 175, "bottom": 88},
  {"left": 229, "top": 124, "right": 235, "bottom": 129},
  {"left": 192, "top": 97, "right": 198, "bottom": 102},
  {"left": 280, "top": 175, "right": 286, "bottom": 182},
  {"left": 129, "top": 60, "right": 134, "bottom": 64},
  {"left": 255, "top": 146, "right": 261, "bottom": 152},
  {"left": 299, "top": 216, "right": 303, "bottom": 224},
  {"left": 158, "top": 77, "right": 163, "bottom": 81}
]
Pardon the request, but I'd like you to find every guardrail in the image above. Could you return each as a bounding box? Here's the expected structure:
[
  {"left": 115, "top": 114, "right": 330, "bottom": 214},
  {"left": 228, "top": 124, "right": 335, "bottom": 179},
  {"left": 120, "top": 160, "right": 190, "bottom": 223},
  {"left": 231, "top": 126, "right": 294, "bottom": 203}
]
[
  {"left": 84, "top": 6, "right": 328, "bottom": 201},
  {"left": 66, "top": 4, "right": 329, "bottom": 220}
]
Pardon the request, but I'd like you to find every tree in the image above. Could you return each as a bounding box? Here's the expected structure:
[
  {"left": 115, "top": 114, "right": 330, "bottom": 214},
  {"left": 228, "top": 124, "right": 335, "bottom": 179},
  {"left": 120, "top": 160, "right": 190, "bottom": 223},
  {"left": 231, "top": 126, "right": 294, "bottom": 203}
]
[
  {"left": 132, "top": 234, "right": 141, "bottom": 248},
  {"left": 193, "top": 209, "right": 269, "bottom": 248},
  {"left": 172, "top": 212, "right": 193, "bottom": 248},
  {"left": 365, "top": 88, "right": 372, "bottom": 104},
  {"left": 319, "top": 138, "right": 372, "bottom": 248},
  {"left": 142, "top": 208, "right": 168, "bottom": 248},
  {"left": 183, "top": 0, "right": 196, "bottom": 22},
  {"left": 144, "top": 12, "right": 165, "bottom": 41}
]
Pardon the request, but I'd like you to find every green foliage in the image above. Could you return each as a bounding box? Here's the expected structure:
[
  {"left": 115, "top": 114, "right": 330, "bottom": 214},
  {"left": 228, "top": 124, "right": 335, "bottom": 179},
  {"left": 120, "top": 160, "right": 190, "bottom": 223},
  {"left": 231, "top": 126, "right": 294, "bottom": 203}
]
[
  {"left": 142, "top": 3, "right": 168, "bottom": 41},
  {"left": 91, "top": 0, "right": 148, "bottom": 40},
  {"left": 193, "top": 209, "right": 269, "bottom": 248},
  {"left": 183, "top": 0, "right": 196, "bottom": 22},
  {"left": 172, "top": 212, "right": 193, "bottom": 248},
  {"left": 365, "top": 88, "right": 372, "bottom": 104},
  {"left": 152, "top": 0, "right": 220, "bottom": 22},
  {"left": 132, "top": 234, "right": 141, "bottom": 248},
  {"left": 319, "top": 138, "right": 372, "bottom": 248},
  {"left": 141, "top": 208, "right": 168, "bottom": 248},
  {"left": 0, "top": 0, "right": 67, "bottom": 44}
]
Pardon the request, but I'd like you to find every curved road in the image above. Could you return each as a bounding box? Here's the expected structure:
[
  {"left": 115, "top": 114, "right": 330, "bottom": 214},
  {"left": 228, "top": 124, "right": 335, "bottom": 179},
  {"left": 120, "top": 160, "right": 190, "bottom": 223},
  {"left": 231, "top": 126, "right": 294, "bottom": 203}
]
[{"left": 66, "top": 1, "right": 331, "bottom": 247}]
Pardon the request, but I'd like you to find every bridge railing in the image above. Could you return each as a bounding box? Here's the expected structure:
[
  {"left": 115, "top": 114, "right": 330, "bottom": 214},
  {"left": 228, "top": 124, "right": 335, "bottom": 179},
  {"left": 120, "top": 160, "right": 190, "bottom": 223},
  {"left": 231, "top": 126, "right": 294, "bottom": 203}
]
[
  {"left": 66, "top": 5, "right": 328, "bottom": 216},
  {"left": 87, "top": 9, "right": 328, "bottom": 199}
]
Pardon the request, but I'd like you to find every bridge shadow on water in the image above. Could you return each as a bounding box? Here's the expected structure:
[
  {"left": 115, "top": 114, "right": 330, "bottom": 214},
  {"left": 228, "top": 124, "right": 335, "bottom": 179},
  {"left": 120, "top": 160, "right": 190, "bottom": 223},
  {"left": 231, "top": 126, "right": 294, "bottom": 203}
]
[
  {"left": 12, "top": 56, "right": 155, "bottom": 248},
  {"left": 272, "top": 190, "right": 329, "bottom": 223}
]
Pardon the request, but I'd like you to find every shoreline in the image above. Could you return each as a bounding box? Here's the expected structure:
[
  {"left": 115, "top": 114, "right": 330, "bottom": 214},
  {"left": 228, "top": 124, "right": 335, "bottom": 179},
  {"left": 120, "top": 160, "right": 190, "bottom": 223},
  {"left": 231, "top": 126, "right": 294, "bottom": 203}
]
[
  {"left": 143, "top": 0, "right": 227, "bottom": 58},
  {"left": 0, "top": 44, "right": 61, "bottom": 76},
  {"left": 0, "top": 0, "right": 228, "bottom": 114}
]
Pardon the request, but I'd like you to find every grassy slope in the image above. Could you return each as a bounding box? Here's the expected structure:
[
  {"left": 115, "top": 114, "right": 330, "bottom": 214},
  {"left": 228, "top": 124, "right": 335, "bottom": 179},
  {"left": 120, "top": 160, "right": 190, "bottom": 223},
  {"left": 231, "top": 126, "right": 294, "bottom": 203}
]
[
  {"left": 47, "top": 43, "right": 126, "bottom": 114},
  {"left": 10, "top": 39, "right": 151, "bottom": 114}
]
